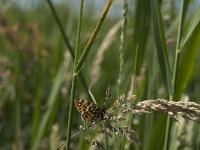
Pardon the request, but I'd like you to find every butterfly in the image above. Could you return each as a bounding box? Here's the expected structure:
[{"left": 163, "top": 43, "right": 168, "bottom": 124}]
[{"left": 74, "top": 98, "right": 106, "bottom": 123}]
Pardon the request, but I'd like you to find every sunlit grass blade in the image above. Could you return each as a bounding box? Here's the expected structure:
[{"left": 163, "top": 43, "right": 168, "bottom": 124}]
[
  {"left": 180, "top": 7, "right": 200, "bottom": 49},
  {"left": 175, "top": 30, "right": 200, "bottom": 100},
  {"left": 174, "top": 7, "right": 200, "bottom": 100},
  {"left": 172, "top": 0, "right": 189, "bottom": 93}
]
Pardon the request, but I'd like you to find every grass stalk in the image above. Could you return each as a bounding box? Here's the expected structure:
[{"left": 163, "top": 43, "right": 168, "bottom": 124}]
[
  {"left": 163, "top": 116, "right": 171, "bottom": 150},
  {"left": 150, "top": 0, "right": 172, "bottom": 96},
  {"left": 174, "top": 6, "right": 200, "bottom": 100},
  {"left": 46, "top": 0, "right": 91, "bottom": 99},
  {"left": 66, "top": 0, "right": 113, "bottom": 149},
  {"left": 105, "top": 130, "right": 109, "bottom": 150},
  {"left": 118, "top": 0, "right": 127, "bottom": 96},
  {"left": 46, "top": 0, "right": 74, "bottom": 56},
  {"left": 166, "top": 1, "right": 188, "bottom": 149},
  {"left": 172, "top": 0, "right": 187, "bottom": 96},
  {"left": 150, "top": 0, "right": 173, "bottom": 149},
  {"left": 119, "top": 0, "right": 128, "bottom": 148},
  {"left": 164, "top": 1, "right": 187, "bottom": 150},
  {"left": 31, "top": 85, "right": 43, "bottom": 144},
  {"left": 66, "top": 0, "right": 84, "bottom": 149},
  {"left": 75, "top": 0, "right": 113, "bottom": 74}
]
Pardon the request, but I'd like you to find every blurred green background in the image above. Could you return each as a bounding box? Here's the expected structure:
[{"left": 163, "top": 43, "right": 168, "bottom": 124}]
[{"left": 0, "top": 0, "right": 200, "bottom": 149}]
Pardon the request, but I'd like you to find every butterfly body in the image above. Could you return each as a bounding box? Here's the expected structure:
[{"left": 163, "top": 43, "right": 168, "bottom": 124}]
[{"left": 74, "top": 98, "right": 105, "bottom": 122}]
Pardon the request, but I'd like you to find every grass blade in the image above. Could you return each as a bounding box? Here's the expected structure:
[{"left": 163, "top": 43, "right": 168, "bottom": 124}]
[
  {"left": 65, "top": 0, "right": 84, "bottom": 148},
  {"left": 175, "top": 7, "right": 200, "bottom": 99},
  {"left": 75, "top": 0, "right": 114, "bottom": 74},
  {"left": 150, "top": 0, "right": 172, "bottom": 96},
  {"left": 134, "top": 0, "right": 151, "bottom": 75},
  {"left": 46, "top": 0, "right": 92, "bottom": 99},
  {"left": 31, "top": 55, "right": 71, "bottom": 150}
]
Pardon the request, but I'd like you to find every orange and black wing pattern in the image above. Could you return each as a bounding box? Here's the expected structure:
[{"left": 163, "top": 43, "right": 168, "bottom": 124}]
[{"left": 74, "top": 98, "right": 105, "bottom": 122}]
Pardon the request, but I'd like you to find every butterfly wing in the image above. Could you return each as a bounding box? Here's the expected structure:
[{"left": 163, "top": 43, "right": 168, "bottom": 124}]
[
  {"left": 74, "top": 98, "right": 89, "bottom": 112},
  {"left": 74, "top": 98, "right": 105, "bottom": 122}
]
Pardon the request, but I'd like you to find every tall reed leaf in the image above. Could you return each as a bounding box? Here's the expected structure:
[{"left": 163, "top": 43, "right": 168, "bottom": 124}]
[
  {"left": 172, "top": 0, "right": 189, "bottom": 91},
  {"left": 175, "top": 8, "right": 200, "bottom": 100}
]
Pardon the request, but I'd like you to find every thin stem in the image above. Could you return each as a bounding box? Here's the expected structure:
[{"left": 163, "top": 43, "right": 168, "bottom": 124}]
[
  {"left": 75, "top": 0, "right": 113, "bottom": 74},
  {"left": 133, "top": 45, "right": 139, "bottom": 93},
  {"left": 66, "top": 0, "right": 84, "bottom": 149},
  {"left": 66, "top": 0, "right": 113, "bottom": 148},
  {"left": 57, "top": 120, "right": 103, "bottom": 149},
  {"left": 46, "top": 0, "right": 74, "bottom": 57},
  {"left": 104, "top": 122, "right": 109, "bottom": 150},
  {"left": 46, "top": 0, "right": 92, "bottom": 99},
  {"left": 118, "top": 0, "right": 127, "bottom": 96},
  {"left": 172, "top": 0, "right": 185, "bottom": 95},
  {"left": 119, "top": 0, "right": 128, "bottom": 148},
  {"left": 89, "top": 83, "right": 97, "bottom": 104},
  {"left": 164, "top": 1, "right": 186, "bottom": 150}
]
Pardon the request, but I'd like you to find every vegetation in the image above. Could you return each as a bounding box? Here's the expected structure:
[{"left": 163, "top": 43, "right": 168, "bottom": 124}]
[{"left": 0, "top": 0, "right": 200, "bottom": 150}]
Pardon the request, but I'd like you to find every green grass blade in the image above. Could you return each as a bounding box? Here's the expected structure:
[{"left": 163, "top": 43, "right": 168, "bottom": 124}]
[
  {"left": 66, "top": 0, "right": 84, "bottom": 148},
  {"left": 46, "top": 0, "right": 74, "bottom": 57},
  {"left": 172, "top": 0, "right": 189, "bottom": 92},
  {"left": 31, "top": 85, "right": 43, "bottom": 144},
  {"left": 66, "top": 1, "right": 113, "bottom": 149},
  {"left": 174, "top": 7, "right": 200, "bottom": 100},
  {"left": 150, "top": 0, "right": 172, "bottom": 96},
  {"left": 180, "top": 7, "right": 200, "bottom": 49},
  {"left": 75, "top": 0, "right": 114, "bottom": 74},
  {"left": 174, "top": 8, "right": 200, "bottom": 99},
  {"left": 31, "top": 57, "right": 70, "bottom": 150},
  {"left": 150, "top": 1, "right": 173, "bottom": 150},
  {"left": 46, "top": 0, "right": 92, "bottom": 99},
  {"left": 134, "top": 0, "right": 151, "bottom": 75},
  {"left": 169, "top": 1, "right": 189, "bottom": 150}
]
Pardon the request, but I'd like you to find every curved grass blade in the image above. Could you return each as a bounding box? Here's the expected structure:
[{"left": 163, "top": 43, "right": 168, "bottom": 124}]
[{"left": 31, "top": 56, "right": 71, "bottom": 150}]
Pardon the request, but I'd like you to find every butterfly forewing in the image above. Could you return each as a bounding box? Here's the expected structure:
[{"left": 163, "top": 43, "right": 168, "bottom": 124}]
[{"left": 74, "top": 98, "right": 105, "bottom": 122}]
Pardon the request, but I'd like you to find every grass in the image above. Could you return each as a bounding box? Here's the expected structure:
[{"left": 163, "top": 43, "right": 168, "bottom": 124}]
[{"left": 0, "top": 0, "right": 200, "bottom": 150}]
